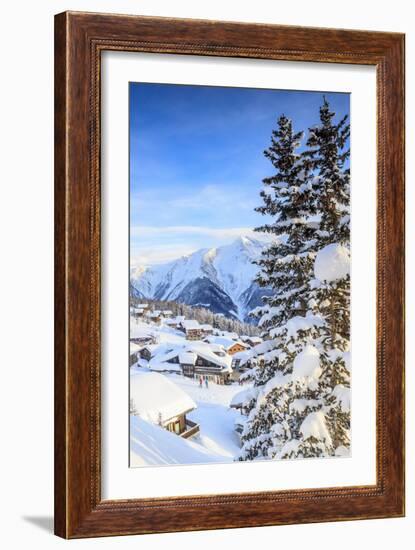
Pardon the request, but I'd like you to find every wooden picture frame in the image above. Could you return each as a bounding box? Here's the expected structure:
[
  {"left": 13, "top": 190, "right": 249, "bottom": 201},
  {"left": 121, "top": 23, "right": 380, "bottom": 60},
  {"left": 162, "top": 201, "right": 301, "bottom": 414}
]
[{"left": 54, "top": 11, "right": 405, "bottom": 538}]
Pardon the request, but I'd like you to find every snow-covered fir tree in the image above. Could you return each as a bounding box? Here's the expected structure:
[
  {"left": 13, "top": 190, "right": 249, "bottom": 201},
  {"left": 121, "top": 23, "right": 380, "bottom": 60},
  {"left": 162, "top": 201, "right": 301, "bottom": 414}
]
[
  {"left": 238, "top": 99, "right": 351, "bottom": 462},
  {"left": 253, "top": 114, "right": 318, "bottom": 330},
  {"left": 310, "top": 244, "right": 351, "bottom": 454},
  {"left": 306, "top": 97, "right": 350, "bottom": 246},
  {"left": 306, "top": 100, "right": 351, "bottom": 453}
]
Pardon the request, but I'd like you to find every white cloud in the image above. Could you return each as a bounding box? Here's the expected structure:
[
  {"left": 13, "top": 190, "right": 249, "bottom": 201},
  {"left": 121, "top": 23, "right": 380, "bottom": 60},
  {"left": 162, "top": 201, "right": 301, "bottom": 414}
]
[
  {"left": 130, "top": 244, "right": 197, "bottom": 267},
  {"left": 130, "top": 226, "right": 272, "bottom": 267},
  {"left": 130, "top": 225, "right": 258, "bottom": 240}
]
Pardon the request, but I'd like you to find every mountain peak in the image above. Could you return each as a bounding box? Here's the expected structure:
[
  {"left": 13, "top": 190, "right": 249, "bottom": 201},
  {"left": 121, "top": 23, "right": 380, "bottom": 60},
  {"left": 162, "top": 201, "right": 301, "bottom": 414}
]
[
  {"left": 237, "top": 235, "right": 253, "bottom": 246},
  {"left": 229, "top": 234, "right": 266, "bottom": 252},
  {"left": 131, "top": 236, "right": 271, "bottom": 322}
]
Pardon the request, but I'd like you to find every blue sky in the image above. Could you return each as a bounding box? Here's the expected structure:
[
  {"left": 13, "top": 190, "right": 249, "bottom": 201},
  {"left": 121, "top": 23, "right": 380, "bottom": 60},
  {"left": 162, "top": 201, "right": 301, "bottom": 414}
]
[{"left": 130, "top": 83, "right": 349, "bottom": 266}]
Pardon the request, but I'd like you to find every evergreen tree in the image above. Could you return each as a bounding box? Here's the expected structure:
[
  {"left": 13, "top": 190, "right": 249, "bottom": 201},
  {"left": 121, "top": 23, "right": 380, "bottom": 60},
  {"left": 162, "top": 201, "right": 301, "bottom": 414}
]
[
  {"left": 306, "top": 98, "right": 351, "bottom": 452},
  {"left": 239, "top": 313, "right": 331, "bottom": 460},
  {"left": 306, "top": 97, "right": 350, "bottom": 245},
  {"left": 253, "top": 114, "right": 318, "bottom": 331},
  {"left": 238, "top": 99, "right": 351, "bottom": 462}
]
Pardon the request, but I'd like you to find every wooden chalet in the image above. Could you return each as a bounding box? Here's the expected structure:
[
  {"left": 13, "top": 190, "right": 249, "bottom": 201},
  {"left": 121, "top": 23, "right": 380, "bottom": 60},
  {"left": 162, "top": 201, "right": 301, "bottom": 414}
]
[
  {"left": 204, "top": 335, "right": 248, "bottom": 356},
  {"left": 160, "top": 309, "right": 173, "bottom": 318},
  {"left": 130, "top": 334, "right": 156, "bottom": 346},
  {"left": 139, "top": 345, "right": 156, "bottom": 361},
  {"left": 180, "top": 320, "right": 203, "bottom": 341},
  {"left": 226, "top": 341, "right": 248, "bottom": 355},
  {"left": 130, "top": 303, "right": 150, "bottom": 318},
  {"left": 146, "top": 310, "right": 162, "bottom": 324},
  {"left": 129, "top": 342, "right": 140, "bottom": 366},
  {"left": 130, "top": 371, "right": 200, "bottom": 439},
  {"left": 179, "top": 351, "right": 198, "bottom": 378},
  {"left": 163, "top": 317, "right": 183, "bottom": 330},
  {"left": 200, "top": 324, "right": 214, "bottom": 336},
  {"left": 179, "top": 345, "right": 233, "bottom": 384}
]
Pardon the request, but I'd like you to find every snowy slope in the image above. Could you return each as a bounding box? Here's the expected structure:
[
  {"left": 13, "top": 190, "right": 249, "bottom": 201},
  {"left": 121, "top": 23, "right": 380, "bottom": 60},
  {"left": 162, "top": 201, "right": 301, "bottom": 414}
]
[
  {"left": 171, "top": 375, "right": 242, "bottom": 458},
  {"left": 130, "top": 416, "right": 226, "bottom": 466},
  {"left": 131, "top": 236, "right": 273, "bottom": 321},
  {"left": 129, "top": 372, "right": 248, "bottom": 466}
]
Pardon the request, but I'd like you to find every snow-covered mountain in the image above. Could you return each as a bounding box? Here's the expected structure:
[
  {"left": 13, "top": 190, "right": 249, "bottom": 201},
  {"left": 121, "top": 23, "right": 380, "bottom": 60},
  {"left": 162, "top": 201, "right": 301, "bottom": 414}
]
[{"left": 130, "top": 236, "right": 273, "bottom": 322}]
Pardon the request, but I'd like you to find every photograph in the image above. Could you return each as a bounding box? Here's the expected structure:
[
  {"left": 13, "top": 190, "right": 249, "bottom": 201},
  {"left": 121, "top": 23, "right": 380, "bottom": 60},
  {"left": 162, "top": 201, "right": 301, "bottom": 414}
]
[
  {"left": 0, "top": 0, "right": 406, "bottom": 542},
  {"left": 48, "top": 6, "right": 405, "bottom": 540},
  {"left": 128, "top": 83, "right": 351, "bottom": 467}
]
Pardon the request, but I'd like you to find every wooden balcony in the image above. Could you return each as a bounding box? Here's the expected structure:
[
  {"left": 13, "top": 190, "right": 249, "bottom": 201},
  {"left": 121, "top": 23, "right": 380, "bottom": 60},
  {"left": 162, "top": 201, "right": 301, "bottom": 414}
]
[{"left": 181, "top": 419, "right": 200, "bottom": 439}]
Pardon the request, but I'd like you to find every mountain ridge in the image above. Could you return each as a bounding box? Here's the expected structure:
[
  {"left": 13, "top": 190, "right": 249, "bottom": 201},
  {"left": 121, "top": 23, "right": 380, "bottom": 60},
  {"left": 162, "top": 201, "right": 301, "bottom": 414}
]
[{"left": 130, "top": 236, "right": 273, "bottom": 322}]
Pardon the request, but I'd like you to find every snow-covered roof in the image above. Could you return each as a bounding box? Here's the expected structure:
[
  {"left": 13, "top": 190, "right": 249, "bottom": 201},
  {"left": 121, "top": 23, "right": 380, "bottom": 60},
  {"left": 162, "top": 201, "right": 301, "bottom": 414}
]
[
  {"left": 137, "top": 337, "right": 233, "bottom": 372},
  {"left": 179, "top": 351, "right": 197, "bottom": 365},
  {"left": 130, "top": 342, "right": 141, "bottom": 356},
  {"left": 205, "top": 336, "right": 247, "bottom": 350},
  {"left": 145, "top": 341, "right": 197, "bottom": 372},
  {"left": 182, "top": 320, "right": 201, "bottom": 330},
  {"left": 205, "top": 336, "right": 230, "bottom": 346},
  {"left": 164, "top": 318, "right": 179, "bottom": 325},
  {"left": 130, "top": 371, "right": 196, "bottom": 423},
  {"left": 208, "top": 344, "right": 227, "bottom": 355},
  {"left": 130, "top": 321, "right": 156, "bottom": 339},
  {"left": 147, "top": 343, "right": 177, "bottom": 359},
  {"left": 232, "top": 350, "right": 252, "bottom": 365},
  {"left": 187, "top": 342, "right": 233, "bottom": 371},
  {"left": 148, "top": 361, "right": 182, "bottom": 373},
  {"left": 130, "top": 306, "right": 143, "bottom": 313},
  {"left": 163, "top": 316, "right": 184, "bottom": 325},
  {"left": 141, "top": 344, "right": 158, "bottom": 353},
  {"left": 148, "top": 311, "right": 162, "bottom": 318}
]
